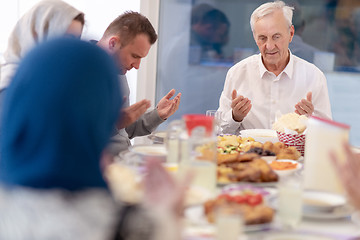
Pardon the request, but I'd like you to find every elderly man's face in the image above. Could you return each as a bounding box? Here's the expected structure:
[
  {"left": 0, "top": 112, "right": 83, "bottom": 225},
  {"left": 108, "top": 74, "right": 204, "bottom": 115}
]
[{"left": 253, "top": 10, "right": 294, "bottom": 70}]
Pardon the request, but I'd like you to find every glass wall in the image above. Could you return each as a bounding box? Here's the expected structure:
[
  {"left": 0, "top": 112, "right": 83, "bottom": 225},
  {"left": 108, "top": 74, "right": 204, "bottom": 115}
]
[{"left": 156, "top": 0, "right": 360, "bottom": 146}]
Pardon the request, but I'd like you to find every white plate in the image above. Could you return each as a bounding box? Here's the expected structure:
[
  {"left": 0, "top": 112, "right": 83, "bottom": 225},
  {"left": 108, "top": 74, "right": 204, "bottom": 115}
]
[
  {"left": 184, "top": 205, "right": 273, "bottom": 232},
  {"left": 303, "top": 191, "right": 347, "bottom": 213},
  {"left": 240, "top": 129, "right": 279, "bottom": 143},
  {"left": 303, "top": 203, "right": 354, "bottom": 220},
  {"left": 263, "top": 232, "right": 337, "bottom": 240}
]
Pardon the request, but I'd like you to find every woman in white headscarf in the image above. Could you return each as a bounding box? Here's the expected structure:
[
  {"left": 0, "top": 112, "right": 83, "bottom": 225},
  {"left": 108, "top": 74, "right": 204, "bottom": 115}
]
[{"left": 0, "top": 0, "right": 84, "bottom": 115}]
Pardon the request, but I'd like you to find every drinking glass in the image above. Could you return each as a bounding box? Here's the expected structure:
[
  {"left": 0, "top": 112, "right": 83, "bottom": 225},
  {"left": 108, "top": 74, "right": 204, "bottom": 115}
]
[
  {"left": 215, "top": 205, "right": 244, "bottom": 240},
  {"left": 164, "top": 120, "right": 186, "bottom": 174},
  {"left": 179, "top": 114, "right": 217, "bottom": 195},
  {"left": 206, "top": 110, "right": 222, "bottom": 135},
  {"left": 277, "top": 175, "right": 303, "bottom": 230}
]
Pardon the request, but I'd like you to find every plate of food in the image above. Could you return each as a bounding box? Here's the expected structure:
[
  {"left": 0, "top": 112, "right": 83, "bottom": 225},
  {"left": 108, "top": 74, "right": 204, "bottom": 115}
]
[
  {"left": 185, "top": 185, "right": 275, "bottom": 232},
  {"left": 212, "top": 135, "right": 303, "bottom": 186},
  {"left": 217, "top": 152, "right": 279, "bottom": 187}
]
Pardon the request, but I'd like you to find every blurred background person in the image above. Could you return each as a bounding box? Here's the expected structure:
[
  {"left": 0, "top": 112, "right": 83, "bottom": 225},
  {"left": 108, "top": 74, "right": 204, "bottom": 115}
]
[
  {"left": 287, "top": 0, "right": 319, "bottom": 63},
  {"left": 0, "top": 0, "right": 84, "bottom": 146},
  {"left": 0, "top": 37, "right": 187, "bottom": 240},
  {"left": 190, "top": 3, "right": 230, "bottom": 62}
]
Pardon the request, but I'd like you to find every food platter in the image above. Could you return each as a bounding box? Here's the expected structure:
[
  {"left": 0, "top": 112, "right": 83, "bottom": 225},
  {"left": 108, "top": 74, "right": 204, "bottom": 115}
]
[{"left": 184, "top": 205, "right": 273, "bottom": 232}]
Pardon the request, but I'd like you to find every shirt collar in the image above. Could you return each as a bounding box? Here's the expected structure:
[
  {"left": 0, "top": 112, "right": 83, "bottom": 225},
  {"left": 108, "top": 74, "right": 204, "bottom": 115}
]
[{"left": 258, "top": 49, "right": 294, "bottom": 79}]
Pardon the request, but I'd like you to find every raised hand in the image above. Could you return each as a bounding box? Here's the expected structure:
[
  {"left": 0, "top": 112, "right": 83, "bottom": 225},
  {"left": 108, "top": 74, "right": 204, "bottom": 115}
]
[
  {"left": 231, "top": 89, "right": 252, "bottom": 122},
  {"left": 143, "top": 159, "right": 192, "bottom": 217},
  {"left": 295, "top": 92, "right": 314, "bottom": 117},
  {"left": 157, "top": 89, "right": 181, "bottom": 120},
  {"left": 116, "top": 99, "right": 151, "bottom": 129}
]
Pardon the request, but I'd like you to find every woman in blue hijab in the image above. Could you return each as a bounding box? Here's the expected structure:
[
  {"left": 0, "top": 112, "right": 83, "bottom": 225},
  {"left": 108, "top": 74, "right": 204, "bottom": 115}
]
[
  {"left": 0, "top": 37, "right": 121, "bottom": 189},
  {"left": 0, "top": 37, "right": 188, "bottom": 240}
]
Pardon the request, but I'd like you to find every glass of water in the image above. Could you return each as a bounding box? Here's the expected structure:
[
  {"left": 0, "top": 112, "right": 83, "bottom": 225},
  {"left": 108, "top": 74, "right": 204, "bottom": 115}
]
[
  {"left": 277, "top": 174, "right": 303, "bottom": 230},
  {"left": 206, "top": 110, "right": 222, "bottom": 135},
  {"left": 215, "top": 205, "right": 244, "bottom": 240}
]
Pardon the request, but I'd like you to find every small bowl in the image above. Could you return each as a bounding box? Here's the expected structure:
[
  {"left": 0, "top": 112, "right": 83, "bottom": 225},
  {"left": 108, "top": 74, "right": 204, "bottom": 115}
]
[
  {"left": 129, "top": 144, "right": 167, "bottom": 162},
  {"left": 302, "top": 190, "right": 347, "bottom": 213},
  {"left": 269, "top": 159, "right": 302, "bottom": 177},
  {"left": 240, "top": 129, "right": 279, "bottom": 143}
]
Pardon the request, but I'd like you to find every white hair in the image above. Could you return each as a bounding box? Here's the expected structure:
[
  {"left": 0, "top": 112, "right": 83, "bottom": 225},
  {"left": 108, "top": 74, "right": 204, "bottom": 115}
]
[{"left": 250, "top": 1, "right": 294, "bottom": 32}]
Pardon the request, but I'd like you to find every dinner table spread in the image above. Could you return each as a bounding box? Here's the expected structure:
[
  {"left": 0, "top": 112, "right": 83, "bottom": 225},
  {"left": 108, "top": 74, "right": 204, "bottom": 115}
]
[{"left": 113, "top": 120, "right": 360, "bottom": 240}]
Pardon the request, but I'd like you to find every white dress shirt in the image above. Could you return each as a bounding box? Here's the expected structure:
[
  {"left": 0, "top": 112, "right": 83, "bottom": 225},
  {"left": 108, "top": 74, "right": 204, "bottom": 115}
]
[{"left": 218, "top": 51, "right": 332, "bottom": 135}]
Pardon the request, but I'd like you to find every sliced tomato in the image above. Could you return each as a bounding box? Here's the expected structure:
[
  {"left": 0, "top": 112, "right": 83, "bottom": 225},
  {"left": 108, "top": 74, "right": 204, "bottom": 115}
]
[
  {"left": 233, "top": 195, "right": 246, "bottom": 204},
  {"left": 217, "top": 194, "right": 233, "bottom": 202},
  {"left": 246, "top": 194, "right": 263, "bottom": 206}
]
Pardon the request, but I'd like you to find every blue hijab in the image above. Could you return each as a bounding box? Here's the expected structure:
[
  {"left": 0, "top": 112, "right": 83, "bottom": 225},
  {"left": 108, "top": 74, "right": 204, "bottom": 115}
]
[{"left": 0, "top": 38, "right": 122, "bottom": 190}]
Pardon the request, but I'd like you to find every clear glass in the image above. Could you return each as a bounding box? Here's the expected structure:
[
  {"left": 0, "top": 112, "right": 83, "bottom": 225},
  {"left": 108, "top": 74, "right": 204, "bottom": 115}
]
[
  {"left": 215, "top": 205, "right": 244, "bottom": 240},
  {"left": 278, "top": 175, "right": 303, "bottom": 230},
  {"left": 178, "top": 115, "right": 217, "bottom": 195},
  {"left": 206, "top": 110, "right": 222, "bottom": 135}
]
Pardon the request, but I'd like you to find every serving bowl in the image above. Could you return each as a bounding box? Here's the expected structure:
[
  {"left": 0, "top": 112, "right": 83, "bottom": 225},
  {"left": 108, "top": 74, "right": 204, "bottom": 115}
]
[{"left": 240, "top": 129, "right": 279, "bottom": 143}]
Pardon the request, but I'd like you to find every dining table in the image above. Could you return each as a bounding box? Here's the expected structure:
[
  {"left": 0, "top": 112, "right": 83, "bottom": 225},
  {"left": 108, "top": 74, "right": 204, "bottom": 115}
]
[{"left": 117, "top": 134, "right": 360, "bottom": 240}]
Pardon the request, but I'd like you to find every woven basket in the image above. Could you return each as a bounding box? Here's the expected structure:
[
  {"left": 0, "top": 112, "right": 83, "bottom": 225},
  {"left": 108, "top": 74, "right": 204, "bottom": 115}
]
[{"left": 276, "top": 131, "right": 306, "bottom": 156}]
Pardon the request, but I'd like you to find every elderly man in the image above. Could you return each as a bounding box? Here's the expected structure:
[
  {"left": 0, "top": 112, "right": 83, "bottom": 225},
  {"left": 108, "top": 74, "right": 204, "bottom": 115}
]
[
  {"left": 96, "top": 11, "right": 181, "bottom": 154},
  {"left": 218, "top": 1, "right": 331, "bottom": 135}
]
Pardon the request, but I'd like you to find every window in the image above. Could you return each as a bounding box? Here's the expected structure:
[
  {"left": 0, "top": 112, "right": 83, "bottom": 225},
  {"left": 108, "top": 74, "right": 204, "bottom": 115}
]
[{"left": 156, "top": 0, "right": 360, "bottom": 146}]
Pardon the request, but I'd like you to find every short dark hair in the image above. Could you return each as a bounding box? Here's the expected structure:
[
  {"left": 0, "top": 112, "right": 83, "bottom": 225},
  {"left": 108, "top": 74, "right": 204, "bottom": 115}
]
[
  {"left": 103, "top": 11, "right": 157, "bottom": 46},
  {"left": 74, "top": 13, "right": 85, "bottom": 26}
]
